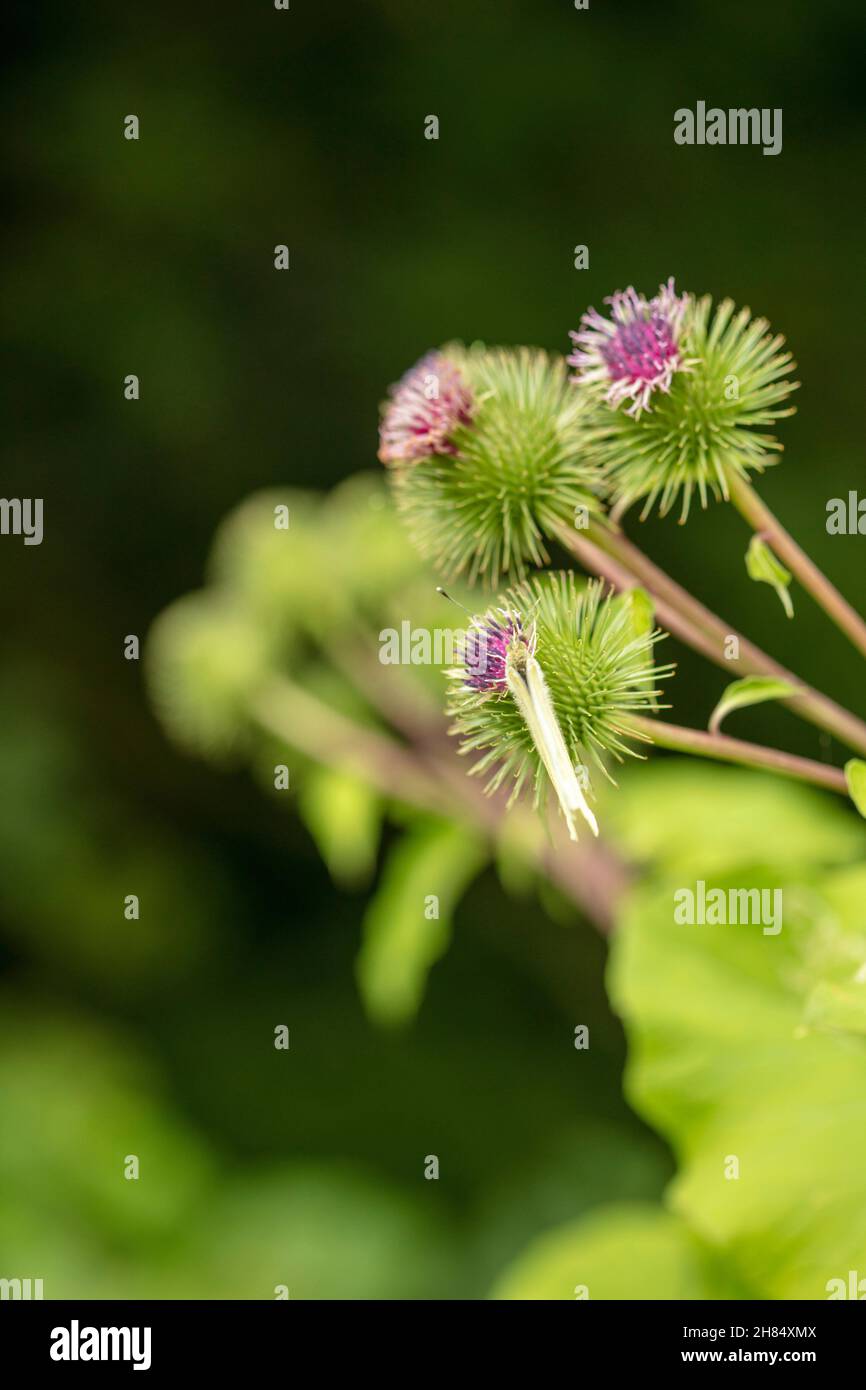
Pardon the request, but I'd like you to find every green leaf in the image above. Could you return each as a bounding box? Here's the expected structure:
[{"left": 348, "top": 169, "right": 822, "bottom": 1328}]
[
  {"left": 355, "top": 820, "right": 486, "bottom": 1026},
  {"left": 611, "top": 586, "right": 655, "bottom": 640},
  {"left": 297, "top": 767, "right": 381, "bottom": 888},
  {"left": 745, "top": 535, "right": 794, "bottom": 618},
  {"left": 602, "top": 761, "right": 864, "bottom": 879},
  {"left": 708, "top": 676, "right": 797, "bottom": 734},
  {"left": 490, "top": 1203, "right": 739, "bottom": 1300},
  {"left": 801, "top": 864, "right": 866, "bottom": 1036},
  {"left": 146, "top": 590, "right": 275, "bottom": 759},
  {"left": 804, "top": 978, "right": 866, "bottom": 1036},
  {"left": 492, "top": 805, "right": 542, "bottom": 898},
  {"left": 845, "top": 759, "right": 866, "bottom": 818},
  {"left": 608, "top": 829, "right": 866, "bottom": 1297}
]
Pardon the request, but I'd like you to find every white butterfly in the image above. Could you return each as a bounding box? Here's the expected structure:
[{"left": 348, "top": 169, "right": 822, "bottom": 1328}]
[
  {"left": 505, "top": 642, "right": 598, "bottom": 842},
  {"left": 439, "top": 586, "right": 598, "bottom": 841}
]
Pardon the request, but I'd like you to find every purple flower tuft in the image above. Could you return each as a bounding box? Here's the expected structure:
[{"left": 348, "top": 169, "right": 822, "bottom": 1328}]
[
  {"left": 462, "top": 613, "right": 535, "bottom": 692},
  {"left": 568, "top": 278, "right": 692, "bottom": 417},
  {"left": 378, "top": 351, "right": 474, "bottom": 465}
]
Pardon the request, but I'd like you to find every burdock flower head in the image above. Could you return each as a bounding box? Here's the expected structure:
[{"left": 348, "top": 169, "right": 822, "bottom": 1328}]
[
  {"left": 568, "top": 277, "right": 693, "bottom": 418},
  {"left": 462, "top": 613, "right": 535, "bottom": 692},
  {"left": 447, "top": 573, "right": 673, "bottom": 840},
  {"left": 570, "top": 281, "right": 799, "bottom": 521},
  {"left": 378, "top": 351, "right": 474, "bottom": 464},
  {"left": 380, "top": 344, "right": 603, "bottom": 584}
]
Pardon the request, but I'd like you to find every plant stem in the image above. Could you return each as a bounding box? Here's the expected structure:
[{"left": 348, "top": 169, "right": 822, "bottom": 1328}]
[
  {"left": 553, "top": 520, "right": 866, "bottom": 758},
  {"left": 628, "top": 715, "right": 849, "bottom": 795},
  {"left": 250, "top": 676, "right": 630, "bottom": 931},
  {"left": 251, "top": 677, "right": 456, "bottom": 815},
  {"left": 727, "top": 472, "right": 866, "bottom": 660}
]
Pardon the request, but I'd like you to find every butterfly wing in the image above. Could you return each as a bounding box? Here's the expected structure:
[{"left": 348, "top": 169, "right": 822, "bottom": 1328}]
[{"left": 506, "top": 652, "right": 599, "bottom": 840}]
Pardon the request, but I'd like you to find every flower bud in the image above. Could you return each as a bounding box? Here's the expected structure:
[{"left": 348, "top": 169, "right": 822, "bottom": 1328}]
[{"left": 381, "top": 345, "right": 603, "bottom": 583}]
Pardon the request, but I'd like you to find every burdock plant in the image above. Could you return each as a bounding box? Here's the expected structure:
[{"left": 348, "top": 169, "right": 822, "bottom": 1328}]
[
  {"left": 138, "top": 268, "right": 866, "bottom": 1043},
  {"left": 138, "top": 275, "right": 866, "bottom": 1050},
  {"left": 380, "top": 286, "right": 866, "bottom": 840}
]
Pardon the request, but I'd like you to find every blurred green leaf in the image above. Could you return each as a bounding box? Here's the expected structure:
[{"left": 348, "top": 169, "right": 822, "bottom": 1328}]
[
  {"left": 491, "top": 1203, "right": 738, "bottom": 1300},
  {"left": 209, "top": 489, "right": 347, "bottom": 641},
  {"left": 322, "top": 472, "right": 421, "bottom": 619},
  {"left": 146, "top": 590, "right": 274, "bottom": 760},
  {"left": 708, "top": 676, "right": 797, "bottom": 734},
  {"left": 298, "top": 767, "right": 382, "bottom": 889},
  {"left": 804, "top": 978, "right": 866, "bottom": 1035},
  {"left": 492, "top": 806, "right": 543, "bottom": 898},
  {"left": 609, "top": 775, "right": 866, "bottom": 1297},
  {"left": 844, "top": 759, "right": 866, "bottom": 818},
  {"left": 603, "top": 761, "right": 864, "bottom": 878},
  {"left": 356, "top": 819, "right": 487, "bottom": 1026},
  {"left": 207, "top": 476, "right": 421, "bottom": 649},
  {"left": 801, "top": 864, "right": 866, "bottom": 1036}
]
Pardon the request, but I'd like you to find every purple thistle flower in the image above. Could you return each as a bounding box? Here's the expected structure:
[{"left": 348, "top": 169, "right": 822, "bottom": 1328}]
[
  {"left": 462, "top": 613, "right": 535, "bottom": 692},
  {"left": 378, "top": 351, "right": 474, "bottom": 465},
  {"left": 568, "top": 278, "right": 693, "bottom": 418}
]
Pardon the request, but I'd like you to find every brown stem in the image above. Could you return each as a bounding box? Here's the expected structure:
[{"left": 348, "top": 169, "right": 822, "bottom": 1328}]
[
  {"left": 553, "top": 521, "right": 866, "bottom": 758},
  {"left": 727, "top": 472, "right": 866, "bottom": 661},
  {"left": 629, "top": 715, "right": 849, "bottom": 795},
  {"left": 328, "top": 634, "right": 448, "bottom": 748}
]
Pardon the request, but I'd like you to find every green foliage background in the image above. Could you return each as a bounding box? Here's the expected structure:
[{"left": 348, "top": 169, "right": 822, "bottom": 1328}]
[{"left": 3, "top": 0, "right": 866, "bottom": 1298}]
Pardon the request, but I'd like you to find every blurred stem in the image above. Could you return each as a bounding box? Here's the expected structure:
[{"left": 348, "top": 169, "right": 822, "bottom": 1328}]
[
  {"left": 629, "top": 716, "right": 849, "bottom": 796},
  {"left": 251, "top": 676, "right": 629, "bottom": 932},
  {"left": 251, "top": 678, "right": 455, "bottom": 816},
  {"left": 554, "top": 520, "right": 866, "bottom": 758},
  {"left": 328, "top": 633, "right": 446, "bottom": 746},
  {"left": 727, "top": 472, "right": 866, "bottom": 661}
]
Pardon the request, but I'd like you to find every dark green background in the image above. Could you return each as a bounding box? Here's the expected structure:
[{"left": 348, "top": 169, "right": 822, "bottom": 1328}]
[{"left": 3, "top": 0, "right": 864, "bottom": 1296}]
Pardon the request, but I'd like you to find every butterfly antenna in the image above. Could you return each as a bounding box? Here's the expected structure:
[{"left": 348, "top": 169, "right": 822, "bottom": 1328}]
[{"left": 436, "top": 586, "right": 475, "bottom": 620}]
